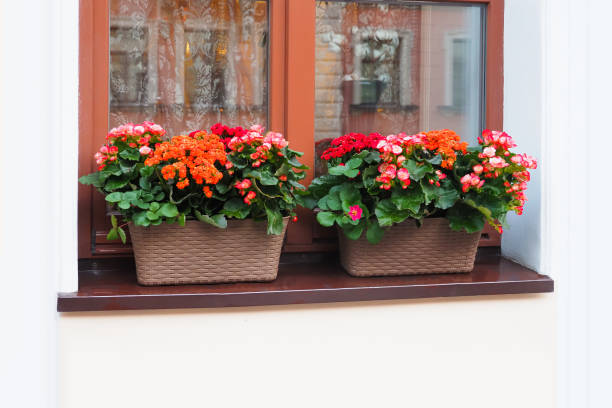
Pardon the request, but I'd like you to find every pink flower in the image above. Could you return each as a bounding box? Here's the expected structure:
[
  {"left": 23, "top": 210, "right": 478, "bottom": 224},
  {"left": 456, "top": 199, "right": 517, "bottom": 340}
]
[
  {"left": 483, "top": 146, "right": 496, "bottom": 157},
  {"left": 100, "top": 145, "right": 109, "bottom": 154},
  {"left": 250, "top": 124, "right": 265, "bottom": 134},
  {"left": 139, "top": 145, "right": 152, "bottom": 155},
  {"left": 511, "top": 155, "right": 522, "bottom": 164},
  {"left": 397, "top": 168, "right": 410, "bottom": 181},
  {"left": 473, "top": 164, "right": 484, "bottom": 174},
  {"left": 489, "top": 156, "right": 509, "bottom": 168},
  {"left": 263, "top": 131, "right": 288, "bottom": 148},
  {"left": 347, "top": 205, "right": 362, "bottom": 222},
  {"left": 435, "top": 170, "right": 447, "bottom": 180},
  {"left": 378, "top": 163, "right": 397, "bottom": 179},
  {"left": 133, "top": 125, "right": 145, "bottom": 136}
]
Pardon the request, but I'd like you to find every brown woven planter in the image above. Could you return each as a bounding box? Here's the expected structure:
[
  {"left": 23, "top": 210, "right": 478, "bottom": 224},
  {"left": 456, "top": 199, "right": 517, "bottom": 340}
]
[
  {"left": 338, "top": 217, "right": 481, "bottom": 277},
  {"left": 128, "top": 218, "right": 288, "bottom": 285}
]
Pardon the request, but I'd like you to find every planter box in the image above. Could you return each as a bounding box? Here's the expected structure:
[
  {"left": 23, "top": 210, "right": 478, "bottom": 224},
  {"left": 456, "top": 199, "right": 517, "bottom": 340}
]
[
  {"left": 338, "top": 218, "right": 481, "bottom": 277},
  {"left": 129, "top": 218, "right": 288, "bottom": 285}
]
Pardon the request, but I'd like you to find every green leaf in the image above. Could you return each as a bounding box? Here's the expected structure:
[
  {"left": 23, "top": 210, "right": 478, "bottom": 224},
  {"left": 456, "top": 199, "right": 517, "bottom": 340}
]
[
  {"left": 340, "top": 184, "right": 361, "bottom": 212},
  {"left": 426, "top": 155, "right": 443, "bottom": 165},
  {"left": 133, "top": 199, "right": 149, "bottom": 210},
  {"left": 154, "top": 192, "right": 165, "bottom": 201},
  {"left": 118, "top": 200, "right": 131, "bottom": 210},
  {"left": 260, "top": 172, "right": 278, "bottom": 186},
  {"left": 288, "top": 180, "right": 306, "bottom": 190},
  {"left": 346, "top": 157, "right": 363, "bottom": 169},
  {"left": 328, "top": 165, "right": 348, "bottom": 176},
  {"left": 159, "top": 203, "right": 179, "bottom": 218},
  {"left": 151, "top": 218, "right": 163, "bottom": 226},
  {"left": 391, "top": 190, "right": 424, "bottom": 214},
  {"left": 110, "top": 214, "right": 118, "bottom": 228},
  {"left": 316, "top": 211, "right": 337, "bottom": 227},
  {"left": 317, "top": 196, "right": 329, "bottom": 210},
  {"left": 117, "top": 227, "right": 127, "bottom": 244},
  {"left": 78, "top": 172, "right": 101, "bottom": 187},
  {"left": 194, "top": 210, "right": 228, "bottom": 229},
  {"left": 366, "top": 219, "right": 385, "bottom": 244},
  {"left": 420, "top": 179, "right": 438, "bottom": 205},
  {"left": 149, "top": 202, "right": 160, "bottom": 212},
  {"left": 288, "top": 156, "right": 308, "bottom": 169},
  {"left": 221, "top": 198, "right": 250, "bottom": 219},
  {"left": 274, "top": 163, "right": 290, "bottom": 177},
  {"left": 265, "top": 207, "right": 284, "bottom": 235},
  {"left": 404, "top": 159, "right": 433, "bottom": 181},
  {"left": 178, "top": 213, "right": 186, "bottom": 226},
  {"left": 146, "top": 211, "right": 159, "bottom": 221},
  {"left": 345, "top": 169, "right": 359, "bottom": 178},
  {"left": 139, "top": 177, "right": 151, "bottom": 190},
  {"left": 326, "top": 192, "right": 342, "bottom": 211},
  {"left": 139, "top": 166, "right": 154, "bottom": 177},
  {"left": 215, "top": 182, "right": 232, "bottom": 194},
  {"left": 295, "top": 194, "right": 317, "bottom": 209},
  {"left": 447, "top": 205, "right": 485, "bottom": 233},
  {"left": 105, "top": 177, "right": 129, "bottom": 190},
  {"left": 106, "top": 228, "right": 119, "bottom": 241},
  {"left": 105, "top": 192, "right": 122, "bottom": 203},
  {"left": 122, "top": 191, "right": 140, "bottom": 201},
  {"left": 342, "top": 221, "right": 365, "bottom": 240},
  {"left": 375, "top": 199, "right": 410, "bottom": 227},
  {"left": 119, "top": 148, "right": 140, "bottom": 161},
  {"left": 435, "top": 184, "right": 460, "bottom": 210},
  {"left": 133, "top": 211, "right": 150, "bottom": 227}
]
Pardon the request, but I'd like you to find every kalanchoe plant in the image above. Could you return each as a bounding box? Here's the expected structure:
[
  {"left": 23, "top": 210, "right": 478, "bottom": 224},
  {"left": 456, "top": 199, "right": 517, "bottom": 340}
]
[
  {"left": 306, "top": 129, "right": 537, "bottom": 244},
  {"left": 79, "top": 122, "right": 308, "bottom": 242}
]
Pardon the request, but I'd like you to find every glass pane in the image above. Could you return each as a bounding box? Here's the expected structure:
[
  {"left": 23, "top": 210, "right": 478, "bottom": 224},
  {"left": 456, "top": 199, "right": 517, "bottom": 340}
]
[
  {"left": 314, "top": 1, "right": 485, "bottom": 175},
  {"left": 109, "top": 0, "right": 268, "bottom": 136}
]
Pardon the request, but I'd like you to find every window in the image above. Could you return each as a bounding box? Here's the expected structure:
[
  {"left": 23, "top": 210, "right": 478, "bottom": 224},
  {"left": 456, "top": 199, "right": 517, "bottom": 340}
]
[{"left": 78, "top": 0, "right": 503, "bottom": 258}]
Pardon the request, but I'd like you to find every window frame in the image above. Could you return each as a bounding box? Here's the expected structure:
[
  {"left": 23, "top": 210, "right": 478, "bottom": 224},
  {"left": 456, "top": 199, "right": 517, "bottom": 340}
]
[{"left": 77, "top": 0, "right": 503, "bottom": 258}]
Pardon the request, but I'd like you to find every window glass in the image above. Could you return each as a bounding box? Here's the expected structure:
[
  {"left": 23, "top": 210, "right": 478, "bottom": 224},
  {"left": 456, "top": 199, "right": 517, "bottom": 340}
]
[
  {"left": 314, "top": 1, "right": 485, "bottom": 174},
  {"left": 109, "top": 0, "right": 269, "bottom": 136}
]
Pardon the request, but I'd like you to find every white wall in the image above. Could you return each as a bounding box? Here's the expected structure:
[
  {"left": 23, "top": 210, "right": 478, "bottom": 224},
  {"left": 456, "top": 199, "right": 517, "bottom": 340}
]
[
  {"left": 501, "top": 0, "right": 542, "bottom": 271},
  {"left": 541, "top": 1, "right": 612, "bottom": 407},
  {"left": 60, "top": 295, "right": 554, "bottom": 408},
  {"left": 0, "top": 1, "right": 78, "bottom": 407}
]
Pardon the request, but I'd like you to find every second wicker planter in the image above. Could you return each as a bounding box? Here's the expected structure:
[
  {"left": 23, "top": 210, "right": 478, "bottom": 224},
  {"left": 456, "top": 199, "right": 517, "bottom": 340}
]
[
  {"left": 338, "top": 217, "right": 481, "bottom": 277},
  {"left": 129, "top": 218, "right": 288, "bottom": 285}
]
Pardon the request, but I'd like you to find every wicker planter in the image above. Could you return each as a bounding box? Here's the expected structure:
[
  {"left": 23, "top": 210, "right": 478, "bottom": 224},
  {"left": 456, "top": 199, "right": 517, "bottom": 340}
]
[
  {"left": 128, "top": 218, "right": 288, "bottom": 285},
  {"left": 338, "top": 217, "right": 481, "bottom": 277}
]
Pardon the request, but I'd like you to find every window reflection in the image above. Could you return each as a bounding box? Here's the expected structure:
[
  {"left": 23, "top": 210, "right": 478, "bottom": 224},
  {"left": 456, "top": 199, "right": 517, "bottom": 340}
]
[
  {"left": 315, "top": 2, "right": 485, "bottom": 175},
  {"left": 109, "top": 0, "right": 269, "bottom": 136}
]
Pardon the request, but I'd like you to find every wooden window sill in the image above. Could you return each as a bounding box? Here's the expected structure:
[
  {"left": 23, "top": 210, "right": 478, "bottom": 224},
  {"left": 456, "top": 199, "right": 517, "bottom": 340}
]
[{"left": 57, "top": 248, "right": 553, "bottom": 312}]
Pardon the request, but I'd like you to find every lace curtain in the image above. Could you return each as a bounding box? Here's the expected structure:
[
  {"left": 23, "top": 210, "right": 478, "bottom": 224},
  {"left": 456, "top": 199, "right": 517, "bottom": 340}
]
[{"left": 109, "top": 0, "right": 268, "bottom": 136}]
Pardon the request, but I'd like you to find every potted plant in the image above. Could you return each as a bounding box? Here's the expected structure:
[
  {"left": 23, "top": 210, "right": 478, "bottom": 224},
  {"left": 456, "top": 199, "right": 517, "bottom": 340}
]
[
  {"left": 307, "top": 129, "right": 537, "bottom": 276},
  {"left": 79, "top": 122, "right": 308, "bottom": 285}
]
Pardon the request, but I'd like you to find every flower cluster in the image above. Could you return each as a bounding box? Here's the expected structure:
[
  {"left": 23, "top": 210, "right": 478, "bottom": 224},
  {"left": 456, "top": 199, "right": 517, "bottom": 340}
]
[
  {"left": 94, "top": 121, "right": 165, "bottom": 170},
  {"left": 423, "top": 129, "right": 468, "bottom": 169},
  {"left": 309, "top": 128, "right": 538, "bottom": 243},
  {"left": 320, "top": 132, "right": 383, "bottom": 160},
  {"left": 81, "top": 121, "right": 308, "bottom": 238},
  {"left": 460, "top": 129, "right": 538, "bottom": 217},
  {"left": 144, "top": 132, "right": 227, "bottom": 191}
]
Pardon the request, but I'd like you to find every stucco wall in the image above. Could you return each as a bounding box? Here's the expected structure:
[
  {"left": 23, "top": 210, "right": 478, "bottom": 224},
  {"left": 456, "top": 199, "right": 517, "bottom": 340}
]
[{"left": 59, "top": 294, "right": 554, "bottom": 408}]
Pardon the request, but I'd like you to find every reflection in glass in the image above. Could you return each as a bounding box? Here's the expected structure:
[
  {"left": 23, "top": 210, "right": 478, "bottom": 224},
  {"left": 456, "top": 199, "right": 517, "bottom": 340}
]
[
  {"left": 109, "top": 0, "right": 268, "bottom": 136},
  {"left": 315, "top": 2, "right": 485, "bottom": 175}
]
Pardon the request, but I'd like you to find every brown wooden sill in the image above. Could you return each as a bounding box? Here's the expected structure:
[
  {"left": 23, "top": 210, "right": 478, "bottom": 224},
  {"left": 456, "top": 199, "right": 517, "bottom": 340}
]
[{"left": 57, "top": 248, "right": 553, "bottom": 312}]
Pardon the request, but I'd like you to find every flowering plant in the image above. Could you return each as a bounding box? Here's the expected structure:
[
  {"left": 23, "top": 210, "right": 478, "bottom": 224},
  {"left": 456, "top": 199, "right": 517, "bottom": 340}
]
[
  {"left": 307, "top": 129, "right": 537, "bottom": 244},
  {"left": 79, "top": 122, "right": 307, "bottom": 242}
]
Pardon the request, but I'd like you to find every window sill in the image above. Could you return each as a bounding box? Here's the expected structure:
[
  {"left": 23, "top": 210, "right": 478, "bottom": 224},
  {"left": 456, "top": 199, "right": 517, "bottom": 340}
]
[{"left": 57, "top": 248, "right": 553, "bottom": 312}]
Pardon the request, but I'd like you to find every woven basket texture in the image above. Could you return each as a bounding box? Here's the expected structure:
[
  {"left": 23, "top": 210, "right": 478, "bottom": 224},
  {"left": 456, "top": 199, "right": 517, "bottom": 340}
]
[
  {"left": 338, "top": 217, "right": 481, "bottom": 277},
  {"left": 129, "top": 218, "right": 288, "bottom": 285}
]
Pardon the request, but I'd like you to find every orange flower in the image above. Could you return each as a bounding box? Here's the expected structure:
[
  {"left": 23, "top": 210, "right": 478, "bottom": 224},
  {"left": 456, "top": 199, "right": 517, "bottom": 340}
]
[
  {"left": 202, "top": 186, "right": 213, "bottom": 198},
  {"left": 145, "top": 132, "right": 227, "bottom": 186},
  {"left": 424, "top": 129, "right": 468, "bottom": 169}
]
